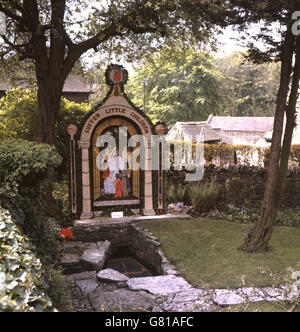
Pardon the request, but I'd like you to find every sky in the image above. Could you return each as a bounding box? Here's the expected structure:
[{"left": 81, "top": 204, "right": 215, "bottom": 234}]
[
  {"left": 216, "top": 27, "right": 247, "bottom": 58},
  {"left": 216, "top": 23, "right": 282, "bottom": 58}
]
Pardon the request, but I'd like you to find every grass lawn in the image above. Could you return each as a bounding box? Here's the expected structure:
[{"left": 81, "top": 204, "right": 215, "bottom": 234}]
[{"left": 137, "top": 218, "right": 300, "bottom": 289}]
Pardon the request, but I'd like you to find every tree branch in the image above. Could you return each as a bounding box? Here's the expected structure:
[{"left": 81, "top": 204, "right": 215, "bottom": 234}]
[
  {"left": 0, "top": 4, "right": 22, "bottom": 23},
  {"left": 22, "top": 0, "right": 40, "bottom": 31}
]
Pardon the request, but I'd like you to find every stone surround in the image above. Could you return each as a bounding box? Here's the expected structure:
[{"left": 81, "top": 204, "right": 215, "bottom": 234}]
[
  {"left": 63, "top": 220, "right": 298, "bottom": 312},
  {"left": 62, "top": 220, "right": 181, "bottom": 277}
]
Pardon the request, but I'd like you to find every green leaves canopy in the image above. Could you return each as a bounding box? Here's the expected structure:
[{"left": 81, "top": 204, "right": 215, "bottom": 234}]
[
  {"left": 217, "top": 52, "right": 281, "bottom": 117},
  {"left": 127, "top": 47, "right": 227, "bottom": 126}
]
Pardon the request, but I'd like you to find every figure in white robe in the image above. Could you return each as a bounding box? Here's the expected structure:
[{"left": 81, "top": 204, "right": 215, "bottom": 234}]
[{"left": 104, "top": 149, "right": 125, "bottom": 195}]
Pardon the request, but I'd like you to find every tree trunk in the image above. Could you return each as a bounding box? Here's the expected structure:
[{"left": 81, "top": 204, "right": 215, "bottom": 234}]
[
  {"left": 36, "top": 82, "right": 63, "bottom": 145},
  {"left": 34, "top": 76, "right": 64, "bottom": 218},
  {"left": 277, "top": 40, "right": 300, "bottom": 201},
  {"left": 239, "top": 29, "right": 295, "bottom": 253}
]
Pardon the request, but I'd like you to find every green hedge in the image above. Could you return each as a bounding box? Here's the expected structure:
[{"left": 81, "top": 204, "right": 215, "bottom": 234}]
[
  {"left": 0, "top": 208, "right": 55, "bottom": 312},
  {"left": 0, "top": 138, "right": 62, "bottom": 185},
  {"left": 204, "top": 144, "right": 300, "bottom": 168}
]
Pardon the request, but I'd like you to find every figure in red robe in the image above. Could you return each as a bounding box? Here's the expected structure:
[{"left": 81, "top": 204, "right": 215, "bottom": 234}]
[{"left": 114, "top": 173, "right": 123, "bottom": 198}]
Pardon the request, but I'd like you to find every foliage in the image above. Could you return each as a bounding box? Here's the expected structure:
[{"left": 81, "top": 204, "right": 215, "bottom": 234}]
[
  {"left": 0, "top": 88, "right": 90, "bottom": 142},
  {"left": 0, "top": 208, "right": 55, "bottom": 312},
  {"left": 0, "top": 0, "right": 227, "bottom": 144},
  {"left": 217, "top": 205, "right": 300, "bottom": 228},
  {"left": 216, "top": 51, "right": 281, "bottom": 117},
  {"left": 218, "top": 205, "right": 261, "bottom": 224},
  {"left": 226, "top": 1, "right": 300, "bottom": 253},
  {"left": 176, "top": 185, "right": 187, "bottom": 203},
  {"left": 0, "top": 139, "right": 63, "bottom": 263},
  {"left": 0, "top": 88, "right": 90, "bottom": 177},
  {"left": 0, "top": 139, "right": 62, "bottom": 186},
  {"left": 0, "top": 0, "right": 224, "bottom": 66},
  {"left": 169, "top": 143, "right": 300, "bottom": 168},
  {"left": 289, "top": 145, "right": 300, "bottom": 167},
  {"left": 43, "top": 264, "right": 73, "bottom": 313},
  {"left": 0, "top": 88, "right": 37, "bottom": 141},
  {"left": 55, "top": 98, "right": 91, "bottom": 178},
  {"left": 275, "top": 209, "right": 300, "bottom": 227},
  {"left": 52, "top": 182, "right": 71, "bottom": 224},
  {"left": 127, "top": 47, "right": 228, "bottom": 126},
  {"left": 126, "top": 48, "right": 281, "bottom": 127},
  {"left": 204, "top": 144, "right": 267, "bottom": 167},
  {"left": 167, "top": 142, "right": 269, "bottom": 167},
  {"left": 165, "top": 183, "right": 186, "bottom": 204},
  {"left": 165, "top": 184, "right": 177, "bottom": 204},
  {"left": 188, "top": 182, "right": 220, "bottom": 213}
]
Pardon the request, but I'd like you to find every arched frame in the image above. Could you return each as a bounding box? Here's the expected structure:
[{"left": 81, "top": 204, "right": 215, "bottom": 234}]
[
  {"left": 92, "top": 117, "right": 140, "bottom": 201},
  {"left": 78, "top": 96, "right": 155, "bottom": 219}
]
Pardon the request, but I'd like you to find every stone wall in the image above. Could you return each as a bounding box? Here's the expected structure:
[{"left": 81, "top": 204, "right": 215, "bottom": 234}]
[
  {"left": 130, "top": 224, "right": 178, "bottom": 276},
  {"left": 166, "top": 165, "right": 300, "bottom": 207},
  {"left": 71, "top": 220, "right": 180, "bottom": 277},
  {"left": 71, "top": 219, "right": 132, "bottom": 247}
]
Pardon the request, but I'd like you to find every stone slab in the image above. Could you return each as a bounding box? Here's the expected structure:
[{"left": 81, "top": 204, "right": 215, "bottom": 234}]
[
  {"left": 75, "top": 279, "right": 98, "bottom": 294},
  {"left": 213, "top": 290, "right": 245, "bottom": 306},
  {"left": 161, "top": 289, "right": 215, "bottom": 312},
  {"left": 127, "top": 275, "right": 193, "bottom": 296},
  {"left": 97, "top": 269, "right": 129, "bottom": 283},
  {"left": 66, "top": 271, "right": 97, "bottom": 281},
  {"left": 89, "top": 286, "right": 158, "bottom": 312},
  {"left": 61, "top": 254, "right": 80, "bottom": 267},
  {"left": 80, "top": 249, "right": 104, "bottom": 270}
]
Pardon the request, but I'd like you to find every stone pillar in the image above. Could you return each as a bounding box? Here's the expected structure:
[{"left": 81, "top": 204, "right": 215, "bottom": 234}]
[
  {"left": 79, "top": 141, "right": 94, "bottom": 220},
  {"left": 143, "top": 144, "right": 155, "bottom": 216}
]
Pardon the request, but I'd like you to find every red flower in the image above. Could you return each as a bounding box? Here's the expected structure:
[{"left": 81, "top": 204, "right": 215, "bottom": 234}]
[{"left": 60, "top": 229, "right": 73, "bottom": 242}]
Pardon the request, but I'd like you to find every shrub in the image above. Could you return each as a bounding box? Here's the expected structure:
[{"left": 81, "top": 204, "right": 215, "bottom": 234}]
[
  {"left": 219, "top": 205, "right": 260, "bottom": 224},
  {"left": 0, "top": 139, "right": 63, "bottom": 264},
  {"left": 0, "top": 88, "right": 91, "bottom": 178},
  {"left": 275, "top": 208, "right": 300, "bottom": 227},
  {"left": 290, "top": 145, "right": 300, "bottom": 167},
  {"left": 0, "top": 208, "right": 56, "bottom": 312},
  {"left": 0, "top": 139, "right": 62, "bottom": 185},
  {"left": 217, "top": 205, "right": 300, "bottom": 227},
  {"left": 0, "top": 88, "right": 37, "bottom": 141},
  {"left": 176, "top": 185, "right": 186, "bottom": 202},
  {"left": 52, "top": 181, "right": 71, "bottom": 224},
  {"left": 55, "top": 98, "right": 91, "bottom": 179},
  {"left": 166, "top": 183, "right": 186, "bottom": 203},
  {"left": 166, "top": 184, "right": 177, "bottom": 203},
  {"left": 188, "top": 182, "right": 220, "bottom": 213}
]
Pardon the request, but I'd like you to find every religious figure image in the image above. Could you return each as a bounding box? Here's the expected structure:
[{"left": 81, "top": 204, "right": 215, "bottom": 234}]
[
  {"left": 103, "top": 147, "right": 126, "bottom": 196},
  {"left": 94, "top": 124, "right": 140, "bottom": 201},
  {"left": 114, "top": 173, "right": 123, "bottom": 198}
]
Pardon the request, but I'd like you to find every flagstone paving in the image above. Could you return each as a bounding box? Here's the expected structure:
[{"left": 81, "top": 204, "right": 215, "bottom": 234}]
[{"left": 67, "top": 269, "right": 298, "bottom": 312}]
